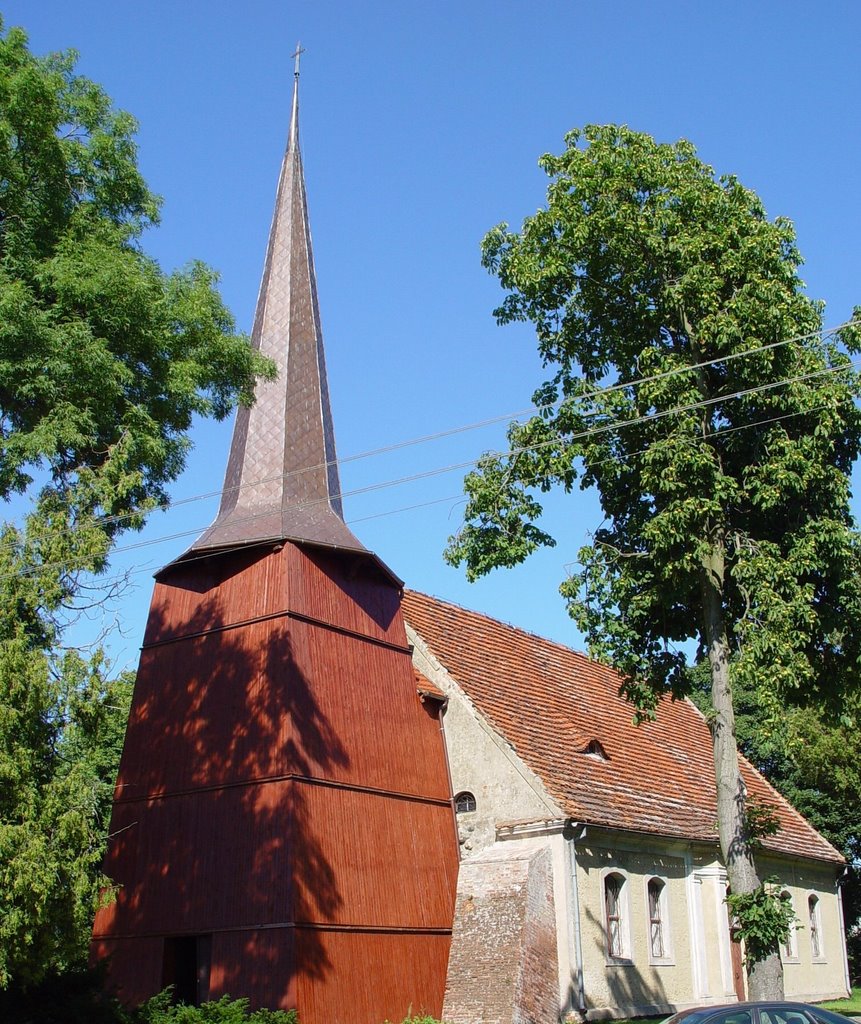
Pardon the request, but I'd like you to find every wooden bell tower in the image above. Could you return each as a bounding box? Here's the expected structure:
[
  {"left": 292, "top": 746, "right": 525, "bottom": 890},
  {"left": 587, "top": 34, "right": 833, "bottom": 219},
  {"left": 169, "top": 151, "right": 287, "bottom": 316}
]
[{"left": 91, "top": 59, "right": 458, "bottom": 1022}]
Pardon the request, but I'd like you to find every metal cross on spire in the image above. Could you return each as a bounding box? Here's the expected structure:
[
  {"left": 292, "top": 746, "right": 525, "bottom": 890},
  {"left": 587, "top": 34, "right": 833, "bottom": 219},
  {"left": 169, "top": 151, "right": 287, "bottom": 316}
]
[{"left": 292, "top": 42, "right": 305, "bottom": 78}]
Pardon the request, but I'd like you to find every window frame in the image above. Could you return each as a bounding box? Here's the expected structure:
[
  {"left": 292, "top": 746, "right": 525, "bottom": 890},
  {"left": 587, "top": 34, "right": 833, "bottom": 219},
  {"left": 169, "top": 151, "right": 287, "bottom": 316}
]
[
  {"left": 645, "top": 875, "right": 674, "bottom": 964},
  {"left": 454, "top": 790, "right": 476, "bottom": 814},
  {"left": 780, "top": 890, "right": 799, "bottom": 962},
  {"left": 602, "top": 869, "right": 632, "bottom": 963},
  {"left": 808, "top": 893, "right": 825, "bottom": 962}
]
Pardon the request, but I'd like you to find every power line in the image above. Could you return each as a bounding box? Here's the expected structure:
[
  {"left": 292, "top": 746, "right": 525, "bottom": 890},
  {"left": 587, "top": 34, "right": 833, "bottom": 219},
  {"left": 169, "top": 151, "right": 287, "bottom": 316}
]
[
  {"left": 39, "top": 401, "right": 837, "bottom": 595},
  {"left": 36, "top": 317, "right": 861, "bottom": 539},
  {"left": 4, "top": 352, "right": 858, "bottom": 584},
  {"left": 91, "top": 492, "right": 474, "bottom": 588}
]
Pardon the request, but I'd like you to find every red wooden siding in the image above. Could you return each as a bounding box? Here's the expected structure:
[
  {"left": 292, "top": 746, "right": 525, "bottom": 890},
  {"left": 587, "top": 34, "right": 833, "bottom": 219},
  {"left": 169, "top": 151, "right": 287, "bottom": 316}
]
[
  {"left": 293, "top": 932, "right": 451, "bottom": 1021},
  {"left": 90, "top": 936, "right": 165, "bottom": 1008},
  {"left": 208, "top": 931, "right": 297, "bottom": 1012},
  {"left": 119, "top": 619, "right": 449, "bottom": 800},
  {"left": 97, "top": 783, "right": 456, "bottom": 936},
  {"left": 144, "top": 544, "right": 406, "bottom": 649},
  {"left": 93, "top": 542, "right": 459, "bottom": 1021},
  {"left": 93, "top": 930, "right": 450, "bottom": 1020}
]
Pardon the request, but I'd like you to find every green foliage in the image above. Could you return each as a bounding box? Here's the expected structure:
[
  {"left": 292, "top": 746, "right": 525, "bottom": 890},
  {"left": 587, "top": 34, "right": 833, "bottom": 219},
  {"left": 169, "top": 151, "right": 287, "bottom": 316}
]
[
  {"left": 0, "top": 965, "right": 130, "bottom": 1024},
  {"left": 447, "top": 123, "right": 861, "bottom": 721},
  {"left": 389, "top": 1018, "right": 443, "bottom": 1024},
  {"left": 727, "top": 879, "right": 798, "bottom": 969},
  {"left": 0, "top": 972, "right": 297, "bottom": 1024},
  {"left": 136, "top": 991, "right": 296, "bottom": 1024},
  {"left": 696, "top": 671, "right": 861, "bottom": 979},
  {"left": 741, "top": 796, "right": 781, "bottom": 851},
  {"left": 0, "top": 21, "right": 272, "bottom": 526},
  {"left": 0, "top": 569, "right": 133, "bottom": 986},
  {"left": 0, "top": 19, "right": 273, "bottom": 989},
  {"left": 446, "top": 123, "right": 861, "bottom": 990}
]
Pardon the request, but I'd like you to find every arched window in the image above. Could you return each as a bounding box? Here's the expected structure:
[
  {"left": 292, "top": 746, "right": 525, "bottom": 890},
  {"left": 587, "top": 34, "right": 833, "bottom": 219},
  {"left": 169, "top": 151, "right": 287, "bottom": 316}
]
[
  {"left": 808, "top": 895, "right": 822, "bottom": 959},
  {"left": 647, "top": 878, "right": 666, "bottom": 959},
  {"left": 604, "top": 872, "right": 627, "bottom": 959},
  {"left": 781, "top": 891, "right": 797, "bottom": 960},
  {"left": 454, "top": 791, "right": 476, "bottom": 814}
]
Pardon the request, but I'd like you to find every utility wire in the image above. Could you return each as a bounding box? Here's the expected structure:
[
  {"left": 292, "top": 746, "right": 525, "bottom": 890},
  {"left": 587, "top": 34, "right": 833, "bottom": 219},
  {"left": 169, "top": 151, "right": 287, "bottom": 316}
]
[
  {"left": 49, "top": 400, "right": 836, "bottom": 593},
  {"left": 36, "top": 317, "right": 861, "bottom": 539},
  {"left": 4, "top": 352, "right": 858, "bottom": 584}
]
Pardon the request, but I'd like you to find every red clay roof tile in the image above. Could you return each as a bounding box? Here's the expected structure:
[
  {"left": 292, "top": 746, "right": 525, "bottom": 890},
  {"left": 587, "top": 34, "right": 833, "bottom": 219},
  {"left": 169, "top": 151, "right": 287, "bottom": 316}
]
[
  {"left": 403, "top": 590, "right": 842, "bottom": 865},
  {"left": 414, "top": 666, "right": 447, "bottom": 701}
]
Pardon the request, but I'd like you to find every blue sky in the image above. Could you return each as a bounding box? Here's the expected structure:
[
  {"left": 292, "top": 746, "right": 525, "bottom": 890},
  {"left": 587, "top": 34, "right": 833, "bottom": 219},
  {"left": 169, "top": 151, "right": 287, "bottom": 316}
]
[{"left": 5, "top": 2, "right": 861, "bottom": 670}]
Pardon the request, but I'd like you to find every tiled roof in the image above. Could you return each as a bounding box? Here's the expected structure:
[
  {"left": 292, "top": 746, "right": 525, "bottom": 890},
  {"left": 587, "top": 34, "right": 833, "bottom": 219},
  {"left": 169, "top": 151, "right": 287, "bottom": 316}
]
[
  {"left": 402, "top": 590, "right": 842, "bottom": 865},
  {"left": 414, "top": 667, "right": 447, "bottom": 702}
]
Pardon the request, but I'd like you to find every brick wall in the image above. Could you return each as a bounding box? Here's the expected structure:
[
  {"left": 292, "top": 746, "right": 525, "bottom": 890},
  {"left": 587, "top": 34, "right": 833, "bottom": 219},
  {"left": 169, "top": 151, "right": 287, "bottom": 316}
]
[{"left": 443, "top": 840, "right": 559, "bottom": 1024}]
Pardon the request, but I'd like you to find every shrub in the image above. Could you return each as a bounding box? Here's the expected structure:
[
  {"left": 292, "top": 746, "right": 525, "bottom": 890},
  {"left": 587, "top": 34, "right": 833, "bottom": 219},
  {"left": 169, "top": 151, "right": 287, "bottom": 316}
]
[
  {"left": 135, "top": 991, "right": 297, "bottom": 1024},
  {"left": 0, "top": 965, "right": 128, "bottom": 1024}
]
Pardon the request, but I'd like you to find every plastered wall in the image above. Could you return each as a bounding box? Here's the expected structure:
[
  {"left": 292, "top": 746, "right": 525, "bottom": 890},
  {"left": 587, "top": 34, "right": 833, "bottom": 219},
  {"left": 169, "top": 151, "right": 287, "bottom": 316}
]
[
  {"left": 574, "top": 835, "right": 698, "bottom": 1016},
  {"left": 408, "top": 625, "right": 561, "bottom": 852},
  {"left": 407, "top": 628, "right": 848, "bottom": 1016}
]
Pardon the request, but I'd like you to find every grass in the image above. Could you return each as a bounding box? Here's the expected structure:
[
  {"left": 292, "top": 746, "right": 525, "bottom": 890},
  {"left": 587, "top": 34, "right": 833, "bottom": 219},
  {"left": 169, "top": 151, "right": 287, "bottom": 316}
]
[
  {"left": 611, "top": 1018, "right": 665, "bottom": 1024},
  {"left": 818, "top": 988, "right": 861, "bottom": 1014}
]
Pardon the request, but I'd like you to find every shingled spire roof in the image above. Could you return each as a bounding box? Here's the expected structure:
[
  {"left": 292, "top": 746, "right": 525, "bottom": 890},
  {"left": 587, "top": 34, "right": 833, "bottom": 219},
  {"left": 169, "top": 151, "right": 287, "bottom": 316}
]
[{"left": 190, "top": 60, "right": 369, "bottom": 558}]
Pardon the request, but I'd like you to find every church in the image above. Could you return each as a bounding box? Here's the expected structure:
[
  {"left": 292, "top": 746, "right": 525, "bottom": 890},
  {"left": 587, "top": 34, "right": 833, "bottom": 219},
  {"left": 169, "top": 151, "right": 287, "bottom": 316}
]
[
  {"left": 403, "top": 590, "right": 850, "bottom": 1021},
  {"left": 91, "top": 64, "right": 850, "bottom": 1024}
]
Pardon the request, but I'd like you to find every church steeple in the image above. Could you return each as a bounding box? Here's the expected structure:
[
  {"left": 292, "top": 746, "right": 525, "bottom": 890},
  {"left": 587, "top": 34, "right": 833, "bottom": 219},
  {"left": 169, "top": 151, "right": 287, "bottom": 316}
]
[
  {"left": 95, "top": 56, "right": 457, "bottom": 1020},
  {"left": 191, "top": 57, "right": 366, "bottom": 556}
]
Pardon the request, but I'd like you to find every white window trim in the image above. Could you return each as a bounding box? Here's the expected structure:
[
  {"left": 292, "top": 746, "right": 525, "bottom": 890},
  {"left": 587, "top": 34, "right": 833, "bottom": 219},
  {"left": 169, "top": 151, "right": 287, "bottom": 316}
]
[
  {"left": 780, "top": 890, "right": 799, "bottom": 963},
  {"left": 644, "top": 875, "right": 675, "bottom": 965},
  {"left": 602, "top": 869, "right": 633, "bottom": 965},
  {"left": 808, "top": 893, "right": 826, "bottom": 963}
]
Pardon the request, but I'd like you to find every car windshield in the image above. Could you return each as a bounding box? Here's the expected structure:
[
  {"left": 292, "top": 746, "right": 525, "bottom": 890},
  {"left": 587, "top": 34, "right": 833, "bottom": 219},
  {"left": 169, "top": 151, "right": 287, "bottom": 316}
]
[{"left": 805, "top": 1010, "right": 859, "bottom": 1024}]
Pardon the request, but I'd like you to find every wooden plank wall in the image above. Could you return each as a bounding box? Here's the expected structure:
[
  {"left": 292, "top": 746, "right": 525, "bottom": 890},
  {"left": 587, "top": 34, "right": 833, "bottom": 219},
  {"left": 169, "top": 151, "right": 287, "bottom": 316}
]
[{"left": 93, "top": 541, "right": 459, "bottom": 1021}]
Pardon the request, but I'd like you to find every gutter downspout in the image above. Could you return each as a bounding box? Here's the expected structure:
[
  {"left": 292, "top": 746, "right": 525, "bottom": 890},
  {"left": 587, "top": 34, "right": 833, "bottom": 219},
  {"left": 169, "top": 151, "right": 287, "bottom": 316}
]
[
  {"left": 565, "top": 820, "right": 587, "bottom": 1016},
  {"left": 837, "top": 869, "right": 851, "bottom": 997},
  {"left": 426, "top": 689, "right": 460, "bottom": 865}
]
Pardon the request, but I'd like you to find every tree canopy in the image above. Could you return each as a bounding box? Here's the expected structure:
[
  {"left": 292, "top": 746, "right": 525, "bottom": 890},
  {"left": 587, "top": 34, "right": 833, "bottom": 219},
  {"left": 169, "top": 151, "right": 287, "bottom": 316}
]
[
  {"left": 446, "top": 124, "right": 861, "bottom": 996},
  {"left": 0, "top": 21, "right": 273, "bottom": 987}
]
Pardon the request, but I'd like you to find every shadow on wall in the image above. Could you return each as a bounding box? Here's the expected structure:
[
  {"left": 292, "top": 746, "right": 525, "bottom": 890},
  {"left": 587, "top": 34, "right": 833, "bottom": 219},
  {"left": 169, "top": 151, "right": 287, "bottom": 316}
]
[
  {"left": 95, "top": 545, "right": 350, "bottom": 1006},
  {"left": 582, "top": 897, "right": 672, "bottom": 1014},
  {"left": 303, "top": 546, "right": 398, "bottom": 634}
]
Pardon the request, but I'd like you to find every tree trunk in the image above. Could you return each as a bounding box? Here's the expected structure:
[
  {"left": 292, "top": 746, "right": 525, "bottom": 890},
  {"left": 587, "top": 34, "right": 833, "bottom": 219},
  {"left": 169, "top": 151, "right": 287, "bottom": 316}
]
[{"left": 701, "top": 538, "right": 784, "bottom": 1000}]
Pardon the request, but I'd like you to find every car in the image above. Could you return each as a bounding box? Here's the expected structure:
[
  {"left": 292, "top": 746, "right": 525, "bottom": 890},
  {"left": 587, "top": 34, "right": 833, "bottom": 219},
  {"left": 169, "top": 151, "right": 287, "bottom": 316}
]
[{"left": 662, "top": 1002, "right": 859, "bottom": 1024}]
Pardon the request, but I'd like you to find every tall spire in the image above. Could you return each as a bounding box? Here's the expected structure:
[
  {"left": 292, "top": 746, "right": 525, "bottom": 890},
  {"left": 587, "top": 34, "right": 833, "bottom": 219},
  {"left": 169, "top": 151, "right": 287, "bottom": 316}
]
[{"left": 191, "top": 58, "right": 367, "bottom": 556}]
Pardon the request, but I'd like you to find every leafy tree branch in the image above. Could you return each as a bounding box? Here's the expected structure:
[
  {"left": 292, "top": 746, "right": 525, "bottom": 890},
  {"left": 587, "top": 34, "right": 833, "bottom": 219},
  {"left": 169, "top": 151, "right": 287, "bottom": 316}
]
[{"left": 0, "top": 20, "right": 274, "bottom": 986}]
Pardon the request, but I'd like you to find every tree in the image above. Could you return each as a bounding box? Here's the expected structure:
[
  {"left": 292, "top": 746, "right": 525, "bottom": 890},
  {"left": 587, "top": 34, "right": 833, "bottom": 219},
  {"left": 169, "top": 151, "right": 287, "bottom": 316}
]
[
  {"left": 0, "top": 21, "right": 274, "bottom": 986},
  {"left": 445, "top": 124, "right": 861, "bottom": 997},
  {"left": 693, "top": 672, "right": 861, "bottom": 981}
]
